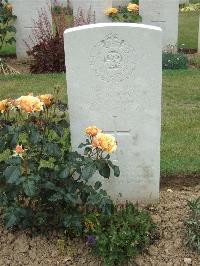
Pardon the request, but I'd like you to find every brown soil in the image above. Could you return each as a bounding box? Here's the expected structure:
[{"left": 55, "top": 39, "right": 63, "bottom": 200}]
[
  {"left": 4, "top": 58, "right": 31, "bottom": 74},
  {"left": 178, "top": 48, "right": 198, "bottom": 54},
  {"left": 0, "top": 176, "right": 199, "bottom": 266}
]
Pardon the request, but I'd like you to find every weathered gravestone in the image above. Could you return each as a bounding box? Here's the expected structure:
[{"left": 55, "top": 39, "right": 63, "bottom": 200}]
[
  {"left": 140, "top": 0, "right": 179, "bottom": 50},
  {"left": 112, "top": 0, "right": 130, "bottom": 6},
  {"left": 72, "top": 0, "right": 130, "bottom": 21},
  {"left": 10, "top": 0, "right": 52, "bottom": 59},
  {"left": 64, "top": 23, "right": 162, "bottom": 203},
  {"left": 72, "top": 0, "right": 112, "bottom": 23}
]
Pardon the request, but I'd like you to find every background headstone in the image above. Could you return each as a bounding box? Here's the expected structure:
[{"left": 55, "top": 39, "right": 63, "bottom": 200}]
[
  {"left": 64, "top": 23, "right": 162, "bottom": 203},
  {"left": 140, "top": 0, "right": 179, "bottom": 50},
  {"left": 179, "top": 0, "right": 189, "bottom": 4},
  {"left": 112, "top": 0, "right": 130, "bottom": 6},
  {"left": 72, "top": 0, "right": 112, "bottom": 23},
  {"left": 11, "top": 0, "right": 52, "bottom": 59}
]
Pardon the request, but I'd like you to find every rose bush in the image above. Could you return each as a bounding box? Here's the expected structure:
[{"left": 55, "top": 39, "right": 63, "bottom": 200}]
[
  {"left": 0, "top": 89, "right": 119, "bottom": 234},
  {"left": 105, "top": 1, "right": 141, "bottom": 23}
]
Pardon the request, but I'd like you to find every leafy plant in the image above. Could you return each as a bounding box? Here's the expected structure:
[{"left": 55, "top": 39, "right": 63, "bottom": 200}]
[
  {"left": 0, "top": 0, "right": 16, "bottom": 51},
  {"left": 85, "top": 203, "right": 156, "bottom": 266},
  {"left": 185, "top": 196, "right": 200, "bottom": 253},
  {"left": 162, "top": 52, "right": 188, "bottom": 70},
  {"left": 52, "top": 0, "right": 72, "bottom": 15},
  {"left": 27, "top": 6, "right": 94, "bottom": 73},
  {"left": 180, "top": 3, "right": 200, "bottom": 12},
  {"left": 105, "top": 0, "right": 141, "bottom": 23},
  {"left": 0, "top": 0, "right": 18, "bottom": 74},
  {"left": 0, "top": 89, "right": 119, "bottom": 235}
]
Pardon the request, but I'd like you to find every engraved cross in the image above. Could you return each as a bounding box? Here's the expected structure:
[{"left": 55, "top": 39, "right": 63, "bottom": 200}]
[{"left": 104, "top": 116, "right": 131, "bottom": 162}]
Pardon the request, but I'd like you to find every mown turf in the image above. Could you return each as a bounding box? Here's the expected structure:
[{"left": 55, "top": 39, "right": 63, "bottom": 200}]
[
  {"left": 0, "top": 70, "right": 200, "bottom": 175},
  {"left": 161, "top": 69, "right": 200, "bottom": 175},
  {"left": 0, "top": 73, "right": 67, "bottom": 101},
  {"left": 178, "top": 11, "right": 199, "bottom": 49}
]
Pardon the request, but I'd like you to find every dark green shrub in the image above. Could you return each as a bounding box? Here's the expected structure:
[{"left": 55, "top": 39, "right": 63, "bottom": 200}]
[
  {"left": 162, "top": 52, "right": 188, "bottom": 70},
  {"left": 185, "top": 196, "right": 200, "bottom": 253},
  {"left": 0, "top": 90, "right": 119, "bottom": 234},
  {"left": 85, "top": 203, "right": 156, "bottom": 266}
]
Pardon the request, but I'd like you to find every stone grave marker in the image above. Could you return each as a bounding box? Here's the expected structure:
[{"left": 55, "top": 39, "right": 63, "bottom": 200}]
[
  {"left": 72, "top": 0, "right": 112, "bottom": 23},
  {"left": 64, "top": 23, "right": 162, "bottom": 203},
  {"left": 140, "top": 0, "right": 179, "bottom": 50},
  {"left": 11, "top": 0, "right": 52, "bottom": 59}
]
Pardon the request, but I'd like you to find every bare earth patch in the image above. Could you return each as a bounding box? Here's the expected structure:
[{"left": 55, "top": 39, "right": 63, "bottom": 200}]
[
  {"left": 4, "top": 58, "right": 30, "bottom": 74},
  {"left": 0, "top": 176, "right": 199, "bottom": 266}
]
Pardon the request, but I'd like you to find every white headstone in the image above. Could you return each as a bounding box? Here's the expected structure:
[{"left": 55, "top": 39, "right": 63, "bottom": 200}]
[
  {"left": 11, "top": 0, "right": 52, "bottom": 59},
  {"left": 72, "top": 0, "right": 112, "bottom": 23},
  {"left": 179, "top": 0, "right": 189, "bottom": 4},
  {"left": 112, "top": 0, "right": 130, "bottom": 6},
  {"left": 140, "top": 0, "right": 179, "bottom": 49},
  {"left": 64, "top": 23, "right": 162, "bottom": 203}
]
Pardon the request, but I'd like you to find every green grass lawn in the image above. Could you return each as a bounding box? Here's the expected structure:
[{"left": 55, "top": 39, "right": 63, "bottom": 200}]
[
  {"left": 0, "top": 70, "right": 200, "bottom": 176},
  {"left": 178, "top": 11, "right": 199, "bottom": 49}
]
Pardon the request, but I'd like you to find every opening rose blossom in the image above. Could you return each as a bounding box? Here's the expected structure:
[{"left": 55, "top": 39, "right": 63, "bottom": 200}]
[
  {"left": 6, "top": 3, "right": 12, "bottom": 12},
  {"left": 85, "top": 126, "right": 102, "bottom": 137},
  {"left": 105, "top": 7, "right": 118, "bottom": 16},
  {"left": 92, "top": 133, "right": 117, "bottom": 153},
  {"left": 0, "top": 99, "right": 9, "bottom": 113},
  {"left": 127, "top": 3, "right": 139, "bottom": 12},
  {"left": 16, "top": 95, "right": 43, "bottom": 113},
  {"left": 15, "top": 145, "right": 25, "bottom": 154},
  {"left": 38, "top": 94, "right": 54, "bottom": 107}
]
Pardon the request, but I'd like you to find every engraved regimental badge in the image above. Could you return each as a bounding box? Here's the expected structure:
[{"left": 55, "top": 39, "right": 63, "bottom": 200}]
[{"left": 90, "top": 33, "right": 136, "bottom": 83}]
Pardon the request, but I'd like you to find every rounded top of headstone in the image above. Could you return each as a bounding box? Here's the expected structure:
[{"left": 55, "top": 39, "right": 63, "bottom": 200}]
[{"left": 64, "top": 23, "right": 162, "bottom": 35}]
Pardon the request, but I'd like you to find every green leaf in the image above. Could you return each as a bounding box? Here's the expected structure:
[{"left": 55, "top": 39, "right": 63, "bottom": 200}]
[
  {"left": 94, "top": 181, "right": 102, "bottom": 190},
  {"left": 78, "top": 143, "right": 87, "bottom": 148},
  {"left": 59, "top": 167, "right": 69, "bottom": 179},
  {"left": 64, "top": 193, "right": 78, "bottom": 204},
  {"left": 23, "top": 178, "right": 38, "bottom": 197},
  {"left": 42, "top": 181, "right": 57, "bottom": 191},
  {"left": 96, "top": 160, "right": 110, "bottom": 179},
  {"left": 46, "top": 143, "right": 61, "bottom": 157},
  {"left": 108, "top": 160, "right": 120, "bottom": 177},
  {"left": 4, "top": 166, "right": 21, "bottom": 184},
  {"left": 7, "top": 157, "right": 22, "bottom": 166},
  {"left": 82, "top": 162, "right": 96, "bottom": 181},
  {"left": 48, "top": 193, "right": 63, "bottom": 202},
  {"left": 30, "top": 130, "right": 41, "bottom": 144},
  {"left": 113, "top": 165, "right": 120, "bottom": 177},
  {"left": 4, "top": 212, "right": 17, "bottom": 229},
  {"left": 84, "top": 146, "right": 92, "bottom": 155}
]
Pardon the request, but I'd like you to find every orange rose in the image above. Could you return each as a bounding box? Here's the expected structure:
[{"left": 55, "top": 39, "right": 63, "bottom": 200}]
[
  {"left": 86, "top": 126, "right": 102, "bottom": 137},
  {"left": 0, "top": 99, "right": 9, "bottom": 113},
  {"left": 105, "top": 7, "right": 118, "bottom": 16},
  {"left": 127, "top": 3, "right": 139, "bottom": 12},
  {"left": 16, "top": 95, "right": 43, "bottom": 113},
  {"left": 6, "top": 3, "right": 12, "bottom": 12},
  {"left": 15, "top": 145, "right": 25, "bottom": 154},
  {"left": 38, "top": 94, "right": 54, "bottom": 107},
  {"left": 92, "top": 133, "right": 117, "bottom": 153}
]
